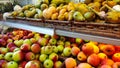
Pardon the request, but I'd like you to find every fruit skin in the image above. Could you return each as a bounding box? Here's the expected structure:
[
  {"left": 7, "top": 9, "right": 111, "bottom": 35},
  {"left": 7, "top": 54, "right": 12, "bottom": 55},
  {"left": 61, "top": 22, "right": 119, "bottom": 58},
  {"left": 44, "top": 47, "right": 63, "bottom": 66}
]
[
  {"left": 25, "top": 60, "right": 40, "bottom": 68},
  {"left": 57, "top": 45, "right": 64, "bottom": 53},
  {"left": 77, "top": 63, "right": 92, "bottom": 68},
  {"left": 0, "top": 47, "right": 9, "bottom": 54},
  {"left": 77, "top": 51, "right": 87, "bottom": 61},
  {"left": 76, "top": 38, "right": 83, "bottom": 44},
  {"left": 12, "top": 50, "right": 24, "bottom": 62},
  {"left": 44, "top": 59, "right": 54, "bottom": 68},
  {"left": 38, "top": 38, "right": 48, "bottom": 46},
  {"left": 71, "top": 46, "right": 80, "bottom": 56},
  {"left": 0, "top": 60, "right": 7, "bottom": 68},
  {"left": 52, "top": 46, "right": 58, "bottom": 53},
  {"left": 100, "top": 64, "right": 112, "bottom": 68},
  {"left": 49, "top": 38, "right": 57, "bottom": 45},
  {"left": 65, "top": 58, "right": 77, "bottom": 68},
  {"left": 49, "top": 53, "right": 58, "bottom": 62},
  {"left": 20, "top": 44, "right": 31, "bottom": 52},
  {"left": 0, "top": 38, "right": 7, "bottom": 46},
  {"left": 6, "top": 61, "right": 18, "bottom": 68},
  {"left": 39, "top": 54, "right": 48, "bottom": 62},
  {"left": 4, "top": 52, "right": 13, "bottom": 61},
  {"left": 0, "top": 54, "right": 4, "bottom": 60},
  {"left": 25, "top": 52, "right": 35, "bottom": 61},
  {"left": 31, "top": 43, "right": 40, "bottom": 54},
  {"left": 112, "top": 53, "right": 120, "bottom": 62},
  {"left": 14, "top": 39, "right": 24, "bottom": 47},
  {"left": 112, "top": 62, "right": 120, "bottom": 68},
  {"left": 98, "top": 53, "right": 108, "bottom": 61},
  {"left": 19, "top": 61, "right": 27, "bottom": 68},
  {"left": 54, "top": 61, "right": 62, "bottom": 68},
  {"left": 44, "top": 46, "right": 53, "bottom": 54},
  {"left": 64, "top": 41, "right": 71, "bottom": 47},
  {"left": 23, "top": 39, "right": 32, "bottom": 45},
  {"left": 63, "top": 47, "right": 72, "bottom": 57},
  {"left": 6, "top": 42, "right": 16, "bottom": 49},
  {"left": 101, "top": 59, "right": 114, "bottom": 66},
  {"left": 73, "top": 11, "right": 85, "bottom": 22},
  {"left": 87, "top": 54, "right": 100, "bottom": 67}
]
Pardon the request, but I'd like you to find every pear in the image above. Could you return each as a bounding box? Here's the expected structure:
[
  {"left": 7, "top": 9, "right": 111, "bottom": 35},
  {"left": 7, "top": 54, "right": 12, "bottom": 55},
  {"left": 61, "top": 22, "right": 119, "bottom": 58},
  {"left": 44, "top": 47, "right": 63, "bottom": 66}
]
[
  {"left": 84, "top": 12, "right": 95, "bottom": 21},
  {"left": 58, "top": 14, "right": 65, "bottom": 21},
  {"left": 68, "top": 10, "right": 75, "bottom": 21},
  {"left": 40, "top": 4, "right": 48, "bottom": 11},
  {"left": 18, "top": 12, "right": 25, "bottom": 17},
  {"left": 64, "top": 12, "right": 69, "bottom": 20},
  {"left": 41, "top": 0, "right": 49, "bottom": 5},
  {"left": 73, "top": 11, "right": 85, "bottom": 22},
  {"left": 34, "top": 14, "right": 39, "bottom": 19},
  {"left": 36, "top": 9, "right": 43, "bottom": 18},
  {"left": 51, "top": 13, "right": 58, "bottom": 20}
]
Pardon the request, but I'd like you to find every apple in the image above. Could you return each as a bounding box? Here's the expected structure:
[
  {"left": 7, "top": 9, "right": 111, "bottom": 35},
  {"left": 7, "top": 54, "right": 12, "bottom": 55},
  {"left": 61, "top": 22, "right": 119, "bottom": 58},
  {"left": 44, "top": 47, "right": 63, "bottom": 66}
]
[
  {"left": 12, "top": 50, "right": 24, "bottom": 62},
  {"left": 63, "top": 47, "right": 72, "bottom": 57},
  {"left": 57, "top": 45, "right": 64, "bottom": 53},
  {"left": 57, "top": 40, "right": 64, "bottom": 45},
  {"left": 114, "top": 46, "right": 120, "bottom": 53},
  {"left": 0, "top": 54, "right": 4, "bottom": 60},
  {"left": 0, "top": 38, "right": 6, "bottom": 46},
  {"left": 14, "top": 39, "right": 24, "bottom": 47},
  {"left": 76, "top": 38, "right": 83, "bottom": 44},
  {"left": 60, "top": 36, "right": 66, "bottom": 41},
  {"left": 25, "top": 60, "right": 40, "bottom": 68},
  {"left": 6, "top": 61, "right": 18, "bottom": 68},
  {"left": 23, "top": 39, "right": 32, "bottom": 45},
  {"left": 13, "top": 48, "right": 20, "bottom": 52},
  {"left": 71, "top": 43, "right": 78, "bottom": 47},
  {"left": 43, "top": 59, "right": 54, "bottom": 68},
  {"left": 77, "top": 51, "right": 87, "bottom": 61},
  {"left": 52, "top": 46, "right": 58, "bottom": 53},
  {"left": 82, "top": 43, "right": 94, "bottom": 56},
  {"left": 112, "top": 53, "right": 120, "bottom": 62},
  {"left": 34, "top": 33, "right": 41, "bottom": 41},
  {"left": 112, "top": 62, "right": 120, "bottom": 68},
  {"left": 7, "top": 39, "right": 13, "bottom": 43},
  {"left": 100, "top": 64, "right": 112, "bottom": 68},
  {"left": 64, "top": 41, "right": 71, "bottom": 47},
  {"left": 0, "top": 60, "right": 7, "bottom": 68},
  {"left": 101, "top": 44, "right": 115, "bottom": 56},
  {"left": 25, "top": 52, "right": 35, "bottom": 61},
  {"left": 20, "top": 44, "right": 31, "bottom": 52},
  {"left": 23, "top": 36, "right": 29, "bottom": 40},
  {"left": 19, "top": 61, "right": 27, "bottom": 68},
  {"left": 44, "top": 46, "right": 53, "bottom": 54},
  {"left": 30, "top": 38, "right": 37, "bottom": 43},
  {"left": 9, "top": 46, "right": 17, "bottom": 52},
  {"left": 39, "top": 54, "right": 48, "bottom": 62},
  {"left": 41, "top": 47, "right": 45, "bottom": 54},
  {"left": 35, "top": 54, "right": 40, "bottom": 60},
  {"left": 87, "top": 54, "right": 100, "bottom": 67},
  {"left": 51, "top": 34, "right": 59, "bottom": 40},
  {"left": 44, "top": 34, "right": 50, "bottom": 39},
  {"left": 54, "top": 61, "right": 62, "bottom": 68},
  {"left": 98, "top": 53, "right": 108, "bottom": 61},
  {"left": 49, "top": 38, "right": 57, "bottom": 45},
  {"left": 38, "top": 38, "right": 48, "bottom": 46},
  {"left": 71, "top": 46, "right": 80, "bottom": 56},
  {"left": 65, "top": 58, "right": 77, "bottom": 68},
  {"left": 77, "top": 63, "right": 92, "bottom": 68},
  {"left": 49, "top": 53, "right": 58, "bottom": 62},
  {"left": 31, "top": 43, "right": 40, "bottom": 54},
  {"left": 27, "top": 33, "right": 34, "bottom": 38},
  {"left": 4, "top": 52, "right": 13, "bottom": 61},
  {"left": 68, "top": 37, "right": 75, "bottom": 43},
  {"left": 7, "top": 42, "right": 16, "bottom": 49},
  {"left": 101, "top": 58, "right": 114, "bottom": 66},
  {"left": 0, "top": 47, "right": 9, "bottom": 54}
]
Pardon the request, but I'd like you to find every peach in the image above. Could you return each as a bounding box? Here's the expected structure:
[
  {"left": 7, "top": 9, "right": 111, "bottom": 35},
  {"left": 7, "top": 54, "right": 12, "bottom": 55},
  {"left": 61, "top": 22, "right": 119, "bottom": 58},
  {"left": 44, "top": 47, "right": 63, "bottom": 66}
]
[
  {"left": 112, "top": 62, "right": 120, "bottom": 68},
  {"left": 77, "top": 63, "right": 92, "bottom": 68},
  {"left": 65, "top": 58, "right": 77, "bottom": 68},
  {"left": 98, "top": 53, "right": 108, "bottom": 60},
  {"left": 87, "top": 54, "right": 100, "bottom": 67},
  {"left": 71, "top": 46, "right": 80, "bottom": 56},
  {"left": 77, "top": 51, "right": 87, "bottom": 61}
]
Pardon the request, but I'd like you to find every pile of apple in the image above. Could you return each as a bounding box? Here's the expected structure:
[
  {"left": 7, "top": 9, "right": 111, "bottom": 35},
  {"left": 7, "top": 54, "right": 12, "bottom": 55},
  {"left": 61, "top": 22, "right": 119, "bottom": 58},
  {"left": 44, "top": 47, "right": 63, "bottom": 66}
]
[{"left": 0, "top": 29, "right": 120, "bottom": 68}]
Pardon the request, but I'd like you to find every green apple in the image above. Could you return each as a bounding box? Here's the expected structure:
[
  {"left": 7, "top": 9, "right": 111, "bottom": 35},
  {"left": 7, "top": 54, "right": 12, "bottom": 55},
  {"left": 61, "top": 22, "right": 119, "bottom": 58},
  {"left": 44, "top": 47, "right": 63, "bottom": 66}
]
[
  {"left": 44, "top": 59, "right": 54, "bottom": 68},
  {"left": 25, "top": 52, "right": 35, "bottom": 61},
  {"left": 63, "top": 47, "right": 72, "bottom": 57},
  {"left": 4, "top": 52, "right": 13, "bottom": 61},
  {"left": 57, "top": 45, "right": 64, "bottom": 52},
  {"left": 38, "top": 38, "right": 48, "bottom": 46},
  {"left": 7, "top": 39, "right": 13, "bottom": 43},
  {"left": 6, "top": 61, "right": 18, "bottom": 68},
  {"left": 14, "top": 39, "right": 24, "bottom": 47},
  {"left": 54, "top": 61, "right": 62, "bottom": 68},
  {"left": 76, "top": 38, "right": 83, "bottom": 44},
  {"left": 49, "top": 38, "right": 57, "bottom": 45},
  {"left": 65, "top": 41, "right": 71, "bottom": 47},
  {"left": 41, "top": 47, "right": 45, "bottom": 54},
  {"left": 45, "top": 46, "right": 53, "bottom": 54},
  {"left": 23, "top": 39, "right": 32, "bottom": 45},
  {"left": 52, "top": 46, "right": 58, "bottom": 53},
  {"left": 49, "top": 53, "right": 58, "bottom": 62},
  {"left": 34, "top": 33, "right": 41, "bottom": 41},
  {"left": 44, "top": 34, "right": 50, "bottom": 39},
  {"left": 13, "top": 48, "right": 20, "bottom": 52},
  {"left": 57, "top": 40, "right": 64, "bottom": 45},
  {"left": 0, "top": 54, "right": 4, "bottom": 60},
  {"left": 0, "top": 47, "right": 9, "bottom": 54},
  {"left": 60, "top": 36, "right": 66, "bottom": 41},
  {"left": 12, "top": 50, "right": 24, "bottom": 62},
  {"left": 39, "top": 54, "right": 48, "bottom": 62}
]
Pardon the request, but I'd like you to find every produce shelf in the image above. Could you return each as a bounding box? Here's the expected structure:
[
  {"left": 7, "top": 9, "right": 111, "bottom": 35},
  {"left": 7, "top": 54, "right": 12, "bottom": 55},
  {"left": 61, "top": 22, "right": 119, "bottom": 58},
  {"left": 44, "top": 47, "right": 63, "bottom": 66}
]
[{"left": 1, "top": 20, "right": 120, "bottom": 45}]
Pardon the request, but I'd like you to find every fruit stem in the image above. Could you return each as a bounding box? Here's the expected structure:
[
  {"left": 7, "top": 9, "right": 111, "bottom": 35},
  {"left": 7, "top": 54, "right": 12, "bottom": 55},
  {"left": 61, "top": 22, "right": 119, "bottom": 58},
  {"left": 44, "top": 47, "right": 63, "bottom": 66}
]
[{"left": 105, "top": 4, "right": 115, "bottom": 11}]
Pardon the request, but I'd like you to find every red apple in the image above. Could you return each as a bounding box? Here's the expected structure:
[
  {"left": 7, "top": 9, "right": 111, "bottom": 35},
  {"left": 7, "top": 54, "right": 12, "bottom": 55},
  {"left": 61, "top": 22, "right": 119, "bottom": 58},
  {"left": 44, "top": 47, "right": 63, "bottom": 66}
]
[
  {"left": 77, "top": 63, "right": 92, "bottom": 68},
  {"left": 71, "top": 43, "right": 78, "bottom": 47},
  {"left": 25, "top": 52, "right": 35, "bottom": 61},
  {"left": 9, "top": 46, "right": 17, "bottom": 52},
  {"left": 19, "top": 61, "right": 27, "bottom": 68},
  {"left": 71, "top": 46, "right": 80, "bottom": 56},
  {"left": 20, "top": 44, "right": 31, "bottom": 52},
  {"left": 0, "top": 60, "right": 7, "bottom": 68},
  {"left": 77, "top": 51, "right": 87, "bottom": 61},
  {"left": 87, "top": 54, "right": 100, "bottom": 67},
  {"left": 0, "top": 38, "right": 6, "bottom": 46},
  {"left": 31, "top": 43, "right": 40, "bottom": 54},
  {"left": 112, "top": 53, "right": 120, "bottom": 62},
  {"left": 112, "top": 62, "right": 120, "bottom": 68},
  {"left": 7, "top": 42, "right": 16, "bottom": 49},
  {"left": 68, "top": 37, "right": 75, "bottom": 43},
  {"left": 100, "top": 64, "right": 112, "bottom": 68},
  {"left": 27, "top": 33, "right": 34, "bottom": 38},
  {"left": 114, "top": 46, "right": 120, "bottom": 53},
  {"left": 25, "top": 61, "right": 40, "bottom": 68},
  {"left": 101, "top": 58, "right": 114, "bottom": 66}
]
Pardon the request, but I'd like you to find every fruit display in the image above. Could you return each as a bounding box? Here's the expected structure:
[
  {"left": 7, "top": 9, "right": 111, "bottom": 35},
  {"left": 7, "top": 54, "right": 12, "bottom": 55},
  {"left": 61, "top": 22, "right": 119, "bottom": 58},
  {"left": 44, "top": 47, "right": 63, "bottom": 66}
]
[
  {"left": 8, "top": 0, "right": 120, "bottom": 23},
  {"left": 0, "top": 28, "right": 120, "bottom": 68}
]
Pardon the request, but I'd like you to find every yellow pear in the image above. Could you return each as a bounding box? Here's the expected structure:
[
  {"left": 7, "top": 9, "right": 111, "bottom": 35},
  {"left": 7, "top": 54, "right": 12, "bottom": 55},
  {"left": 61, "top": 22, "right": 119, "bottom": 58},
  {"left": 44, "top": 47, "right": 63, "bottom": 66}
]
[
  {"left": 51, "top": 13, "right": 59, "bottom": 20},
  {"left": 58, "top": 14, "right": 65, "bottom": 21},
  {"left": 59, "top": 8, "right": 67, "bottom": 15},
  {"left": 64, "top": 12, "right": 69, "bottom": 20}
]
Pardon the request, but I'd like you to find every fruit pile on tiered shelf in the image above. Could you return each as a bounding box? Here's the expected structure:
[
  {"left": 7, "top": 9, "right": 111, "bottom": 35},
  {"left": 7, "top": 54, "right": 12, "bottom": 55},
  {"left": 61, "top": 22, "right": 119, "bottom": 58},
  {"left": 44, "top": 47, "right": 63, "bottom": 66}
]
[{"left": 0, "top": 29, "right": 120, "bottom": 68}]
